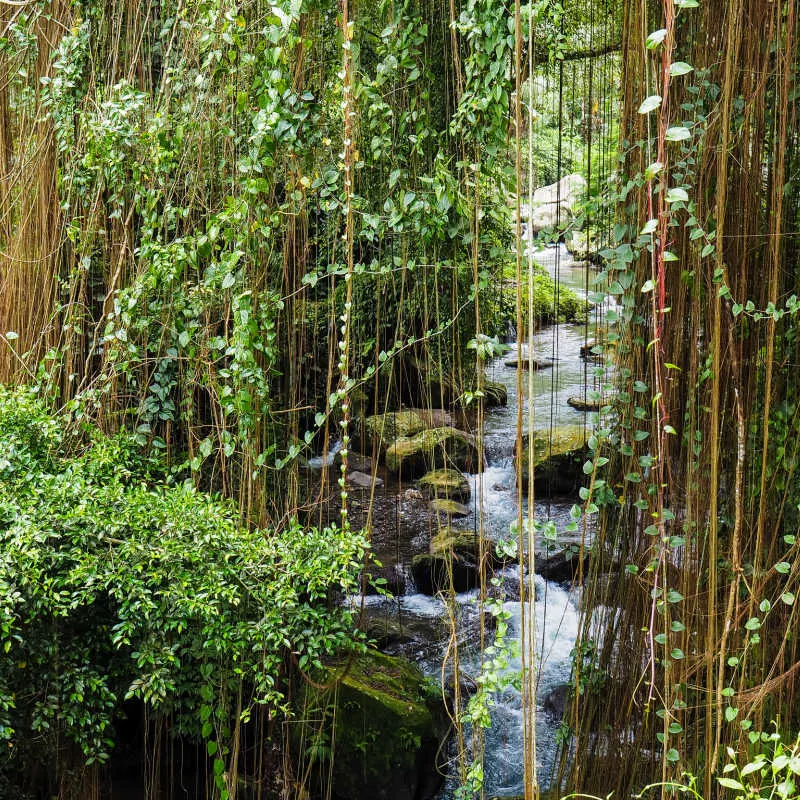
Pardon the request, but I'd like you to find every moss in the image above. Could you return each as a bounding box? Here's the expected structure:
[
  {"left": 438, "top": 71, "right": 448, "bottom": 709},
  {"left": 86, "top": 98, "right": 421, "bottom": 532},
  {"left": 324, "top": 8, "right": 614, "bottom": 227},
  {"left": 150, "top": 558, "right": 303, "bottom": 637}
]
[
  {"left": 502, "top": 268, "right": 587, "bottom": 331},
  {"left": 429, "top": 498, "right": 470, "bottom": 517},
  {"left": 516, "top": 425, "right": 588, "bottom": 497},
  {"left": 418, "top": 468, "right": 471, "bottom": 502},
  {"left": 483, "top": 379, "right": 508, "bottom": 407},
  {"left": 385, "top": 426, "right": 480, "bottom": 478},
  {"left": 299, "top": 649, "right": 446, "bottom": 800},
  {"left": 356, "top": 411, "right": 429, "bottom": 455}
]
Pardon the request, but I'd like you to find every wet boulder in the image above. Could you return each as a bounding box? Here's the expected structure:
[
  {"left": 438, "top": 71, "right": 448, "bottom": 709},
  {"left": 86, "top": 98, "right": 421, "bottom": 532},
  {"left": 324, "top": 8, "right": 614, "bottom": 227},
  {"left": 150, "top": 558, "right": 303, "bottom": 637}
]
[
  {"left": 347, "top": 470, "right": 383, "bottom": 489},
  {"left": 515, "top": 425, "right": 588, "bottom": 497},
  {"left": 542, "top": 683, "right": 570, "bottom": 720},
  {"left": 567, "top": 395, "right": 602, "bottom": 412},
  {"left": 412, "top": 529, "right": 507, "bottom": 595},
  {"left": 429, "top": 498, "right": 471, "bottom": 519},
  {"left": 411, "top": 552, "right": 479, "bottom": 595},
  {"left": 385, "top": 427, "right": 481, "bottom": 479},
  {"left": 483, "top": 380, "right": 508, "bottom": 407},
  {"left": 535, "top": 546, "right": 590, "bottom": 584},
  {"left": 354, "top": 411, "right": 430, "bottom": 456},
  {"left": 503, "top": 354, "right": 554, "bottom": 370},
  {"left": 298, "top": 649, "right": 447, "bottom": 800},
  {"left": 523, "top": 173, "right": 587, "bottom": 235},
  {"left": 418, "top": 468, "right": 471, "bottom": 503}
]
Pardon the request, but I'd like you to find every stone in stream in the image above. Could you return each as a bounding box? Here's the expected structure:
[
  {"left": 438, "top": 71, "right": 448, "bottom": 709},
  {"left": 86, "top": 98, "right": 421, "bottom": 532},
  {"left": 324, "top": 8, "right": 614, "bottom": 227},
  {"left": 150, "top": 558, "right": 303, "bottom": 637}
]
[
  {"left": 354, "top": 410, "right": 430, "bottom": 456},
  {"left": 428, "top": 498, "right": 471, "bottom": 518},
  {"left": 411, "top": 529, "right": 514, "bottom": 595},
  {"left": 296, "top": 649, "right": 447, "bottom": 800},
  {"left": 535, "top": 546, "right": 590, "bottom": 584},
  {"left": 347, "top": 470, "right": 383, "bottom": 489},
  {"left": 542, "top": 683, "right": 570, "bottom": 720},
  {"left": 515, "top": 425, "right": 588, "bottom": 497},
  {"left": 411, "top": 551, "right": 479, "bottom": 595},
  {"left": 503, "top": 354, "right": 554, "bottom": 370},
  {"left": 567, "top": 395, "right": 602, "bottom": 412},
  {"left": 419, "top": 468, "right": 471, "bottom": 503},
  {"left": 483, "top": 379, "right": 508, "bottom": 407},
  {"left": 335, "top": 449, "right": 375, "bottom": 473},
  {"left": 385, "top": 427, "right": 481, "bottom": 479}
]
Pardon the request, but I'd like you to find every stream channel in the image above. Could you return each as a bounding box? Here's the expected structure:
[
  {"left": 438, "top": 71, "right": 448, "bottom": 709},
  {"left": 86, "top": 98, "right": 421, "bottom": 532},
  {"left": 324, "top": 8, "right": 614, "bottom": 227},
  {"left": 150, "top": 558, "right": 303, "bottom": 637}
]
[{"left": 334, "top": 244, "right": 610, "bottom": 797}]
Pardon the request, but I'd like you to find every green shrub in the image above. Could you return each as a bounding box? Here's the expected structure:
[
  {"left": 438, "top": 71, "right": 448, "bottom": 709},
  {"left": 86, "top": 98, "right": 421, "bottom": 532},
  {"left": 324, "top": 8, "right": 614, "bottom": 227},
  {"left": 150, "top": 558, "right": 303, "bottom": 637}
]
[{"left": 0, "top": 387, "right": 367, "bottom": 777}]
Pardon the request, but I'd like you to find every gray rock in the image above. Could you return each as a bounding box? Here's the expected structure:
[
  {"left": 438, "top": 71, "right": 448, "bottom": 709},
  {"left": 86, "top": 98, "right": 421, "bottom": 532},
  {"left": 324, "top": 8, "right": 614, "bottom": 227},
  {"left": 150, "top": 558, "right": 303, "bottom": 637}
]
[{"left": 347, "top": 470, "right": 383, "bottom": 489}]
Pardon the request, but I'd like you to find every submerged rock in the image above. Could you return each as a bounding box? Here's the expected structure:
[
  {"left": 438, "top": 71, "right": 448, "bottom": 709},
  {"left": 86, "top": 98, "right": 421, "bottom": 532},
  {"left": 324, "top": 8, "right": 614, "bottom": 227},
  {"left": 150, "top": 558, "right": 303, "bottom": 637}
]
[
  {"left": 418, "top": 468, "right": 471, "bottom": 503},
  {"left": 515, "top": 425, "right": 588, "bottom": 497},
  {"left": 385, "top": 427, "right": 481, "bottom": 479},
  {"left": 298, "top": 649, "right": 447, "bottom": 800}
]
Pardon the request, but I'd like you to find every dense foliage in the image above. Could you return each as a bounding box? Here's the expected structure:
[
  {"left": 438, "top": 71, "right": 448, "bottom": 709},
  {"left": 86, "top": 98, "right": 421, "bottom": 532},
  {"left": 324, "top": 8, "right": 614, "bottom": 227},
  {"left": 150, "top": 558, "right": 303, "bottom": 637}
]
[{"left": 0, "top": 387, "right": 367, "bottom": 794}]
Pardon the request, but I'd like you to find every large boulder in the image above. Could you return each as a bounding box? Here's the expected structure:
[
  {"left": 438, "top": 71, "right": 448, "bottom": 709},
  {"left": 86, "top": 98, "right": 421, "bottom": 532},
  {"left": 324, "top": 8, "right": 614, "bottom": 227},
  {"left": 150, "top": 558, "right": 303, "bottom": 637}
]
[
  {"left": 418, "top": 468, "right": 471, "bottom": 503},
  {"left": 298, "top": 649, "right": 447, "bottom": 800},
  {"left": 515, "top": 425, "right": 588, "bottom": 497},
  {"left": 411, "top": 529, "right": 511, "bottom": 595},
  {"left": 535, "top": 546, "right": 590, "bottom": 583},
  {"left": 523, "top": 174, "right": 587, "bottom": 235},
  {"left": 385, "top": 427, "right": 481, "bottom": 479},
  {"left": 483, "top": 380, "right": 508, "bottom": 408},
  {"left": 355, "top": 411, "right": 429, "bottom": 456}
]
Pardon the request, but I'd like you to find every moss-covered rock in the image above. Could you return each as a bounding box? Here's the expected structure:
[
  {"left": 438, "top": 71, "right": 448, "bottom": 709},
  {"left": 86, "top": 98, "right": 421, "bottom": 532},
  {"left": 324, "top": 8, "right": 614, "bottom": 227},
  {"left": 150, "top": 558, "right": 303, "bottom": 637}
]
[
  {"left": 354, "top": 411, "right": 429, "bottom": 456},
  {"left": 567, "top": 395, "right": 601, "bottom": 412},
  {"left": 483, "top": 380, "right": 508, "bottom": 407},
  {"left": 298, "top": 649, "right": 447, "bottom": 800},
  {"left": 411, "top": 551, "right": 479, "bottom": 594},
  {"left": 412, "top": 529, "right": 508, "bottom": 594},
  {"left": 516, "top": 425, "right": 588, "bottom": 497},
  {"left": 385, "top": 427, "right": 481, "bottom": 479},
  {"left": 429, "top": 498, "right": 471, "bottom": 518},
  {"left": 418, "top": 468, "right": 471, "bottom": 503}
]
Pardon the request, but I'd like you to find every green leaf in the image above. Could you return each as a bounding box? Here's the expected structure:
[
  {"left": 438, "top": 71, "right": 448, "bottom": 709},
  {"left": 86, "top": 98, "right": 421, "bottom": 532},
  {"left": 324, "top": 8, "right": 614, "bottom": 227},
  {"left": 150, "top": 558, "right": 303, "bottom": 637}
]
[
  {"left": 221, "top": 272, "right": 236, "bottom": 289},
  {"left": 781, "top": 592, "right": 795, "bottom": 606},
  {"left": 718, "top": 778, "right": 745, "bottom": 791},
  {"left": 744, "top": 617, "right": 761, "bottom": 631},
  {"left": 665, "top": 187, "right": 689, "bottom": 203},
  {"left": 638, "top": 95, "right": 663, "bottom": 114},
  {"left": 724, "top": 706, "right": 738, "bottom": 722},
  {"left": 665, "top": 126, "right": 691, "bottom": 142},
  {"left": 642, "top": 279, "right": 655, "bottom": 293},
  {"left": 666, "top": 748, "right": 680, "bottom": 763},
  {"left": 646, "top": 29, "right": 667, "bottom": 49},
  {"left": 669, "top": 62, "right": 694, "bottom": 77},
  {"left": 645, "top": 161, "right": 664, "bottom": 179},
  {"left": 640, "top": 219, "right": 659, "bottom": 235}
]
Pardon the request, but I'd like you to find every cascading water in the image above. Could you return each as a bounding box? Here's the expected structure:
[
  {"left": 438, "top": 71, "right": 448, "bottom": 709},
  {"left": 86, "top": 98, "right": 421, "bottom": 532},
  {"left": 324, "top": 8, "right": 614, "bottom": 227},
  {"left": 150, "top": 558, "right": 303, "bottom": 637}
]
[{"left": 343, "top": 244, "right": 611, "bottom": 797}]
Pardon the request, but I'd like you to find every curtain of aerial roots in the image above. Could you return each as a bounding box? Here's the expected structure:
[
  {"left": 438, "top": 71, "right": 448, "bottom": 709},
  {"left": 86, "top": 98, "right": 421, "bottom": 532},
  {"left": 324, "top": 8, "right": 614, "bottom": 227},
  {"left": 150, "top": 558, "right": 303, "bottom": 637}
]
[
  {"left": 0, "top": 2, "right": 69, "bottom": 385},
  {"left": 561, "top": 0, "right": 800, "bottom": 795}
]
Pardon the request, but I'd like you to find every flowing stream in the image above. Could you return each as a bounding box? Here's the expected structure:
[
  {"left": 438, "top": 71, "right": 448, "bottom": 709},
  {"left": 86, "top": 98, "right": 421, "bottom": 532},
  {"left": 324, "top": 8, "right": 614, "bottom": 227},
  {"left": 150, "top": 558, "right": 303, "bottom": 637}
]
[{"left": 351, "top": 245, "right": 609, "bottom": 797}]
